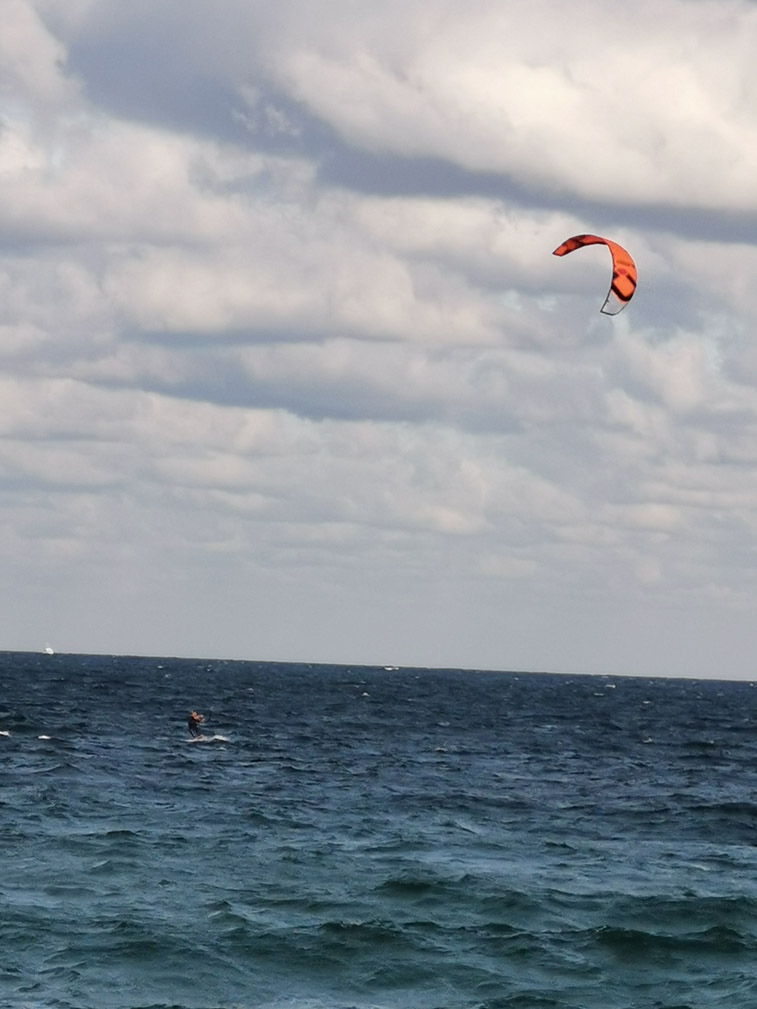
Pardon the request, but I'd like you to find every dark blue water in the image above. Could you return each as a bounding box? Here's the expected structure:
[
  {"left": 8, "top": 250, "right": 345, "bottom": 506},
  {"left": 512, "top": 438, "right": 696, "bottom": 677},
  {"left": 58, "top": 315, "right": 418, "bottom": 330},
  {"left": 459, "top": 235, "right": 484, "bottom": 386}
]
[{"left": 2, "top": 653, "right": 757, "bottom": 1009}]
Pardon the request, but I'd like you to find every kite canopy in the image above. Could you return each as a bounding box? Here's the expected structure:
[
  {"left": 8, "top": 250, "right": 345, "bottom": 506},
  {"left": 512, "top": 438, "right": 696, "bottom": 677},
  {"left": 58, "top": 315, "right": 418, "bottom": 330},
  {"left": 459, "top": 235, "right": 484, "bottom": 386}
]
[{"left": 553, "top": 234, "right": 637, "bottom": 315}]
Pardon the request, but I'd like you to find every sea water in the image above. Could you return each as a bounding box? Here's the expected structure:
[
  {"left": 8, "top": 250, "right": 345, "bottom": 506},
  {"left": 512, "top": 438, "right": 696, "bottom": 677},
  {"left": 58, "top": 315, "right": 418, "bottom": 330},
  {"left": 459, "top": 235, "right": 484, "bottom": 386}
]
[{"left": 2, "top": 652, "right": 757, "bottom": 1009}]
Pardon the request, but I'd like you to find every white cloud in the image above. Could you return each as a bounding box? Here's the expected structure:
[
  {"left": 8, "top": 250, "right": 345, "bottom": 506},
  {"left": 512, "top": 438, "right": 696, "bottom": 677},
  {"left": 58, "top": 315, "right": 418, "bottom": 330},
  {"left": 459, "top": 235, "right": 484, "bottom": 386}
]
[
  {"left": 0, "top": 0, "right": 756, "bottom": 675},
  {"left": 253, "top": 0, "right": 757, "bottom": 210},
  {"left": 1, "top": 0, "right": 78, "bottom": 108}
]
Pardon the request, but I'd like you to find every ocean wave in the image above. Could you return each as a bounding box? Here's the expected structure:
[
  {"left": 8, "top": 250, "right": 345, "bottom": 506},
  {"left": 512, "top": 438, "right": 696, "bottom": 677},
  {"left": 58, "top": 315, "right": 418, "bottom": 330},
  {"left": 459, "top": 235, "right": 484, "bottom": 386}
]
[{"left": 6, "top": 657, "right": 757, "bottom": 1009}]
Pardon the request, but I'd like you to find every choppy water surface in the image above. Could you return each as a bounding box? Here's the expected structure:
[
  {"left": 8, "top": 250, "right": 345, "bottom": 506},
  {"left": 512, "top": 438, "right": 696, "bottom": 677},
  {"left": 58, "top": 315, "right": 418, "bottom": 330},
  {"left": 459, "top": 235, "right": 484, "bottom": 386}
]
[{"left": 2, "top": 653, "right": 757, "bottom": 1009}]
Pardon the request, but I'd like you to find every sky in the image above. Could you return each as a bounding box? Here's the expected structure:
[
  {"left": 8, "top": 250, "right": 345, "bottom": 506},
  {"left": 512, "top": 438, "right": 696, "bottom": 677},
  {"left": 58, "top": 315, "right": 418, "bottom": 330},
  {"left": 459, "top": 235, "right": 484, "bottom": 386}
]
[{"left": 2, "top": 0, "right": 757, "bottom": 677}]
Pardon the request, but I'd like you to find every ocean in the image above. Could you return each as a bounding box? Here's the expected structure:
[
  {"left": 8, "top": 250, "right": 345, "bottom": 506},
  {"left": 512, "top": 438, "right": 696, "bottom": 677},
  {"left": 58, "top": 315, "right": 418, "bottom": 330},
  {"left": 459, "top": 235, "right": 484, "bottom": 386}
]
[{"left": 2, "top": 653, "right": 757, "bottom": 1009}]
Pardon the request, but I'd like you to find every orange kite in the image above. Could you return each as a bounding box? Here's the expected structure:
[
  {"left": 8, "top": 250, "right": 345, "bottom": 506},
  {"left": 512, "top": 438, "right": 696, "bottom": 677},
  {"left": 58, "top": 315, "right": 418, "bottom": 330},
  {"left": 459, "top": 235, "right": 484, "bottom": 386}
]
[{"left": 553, "top": 234, "right": 637, "bottom": 315}]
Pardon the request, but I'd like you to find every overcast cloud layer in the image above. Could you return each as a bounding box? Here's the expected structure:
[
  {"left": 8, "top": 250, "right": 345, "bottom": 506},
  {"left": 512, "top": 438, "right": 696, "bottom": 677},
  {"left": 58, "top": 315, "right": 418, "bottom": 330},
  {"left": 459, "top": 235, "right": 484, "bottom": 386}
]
[{"left": 2, "top": 0, "right": 757, "bottom": 677}]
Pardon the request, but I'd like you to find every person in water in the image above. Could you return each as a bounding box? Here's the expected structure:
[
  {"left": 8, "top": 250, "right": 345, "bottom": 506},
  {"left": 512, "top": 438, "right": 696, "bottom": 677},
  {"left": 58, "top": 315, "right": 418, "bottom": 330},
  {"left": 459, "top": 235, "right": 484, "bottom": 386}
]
[{"left": 187, "top": 711, "right": 205, "bottom": 737}]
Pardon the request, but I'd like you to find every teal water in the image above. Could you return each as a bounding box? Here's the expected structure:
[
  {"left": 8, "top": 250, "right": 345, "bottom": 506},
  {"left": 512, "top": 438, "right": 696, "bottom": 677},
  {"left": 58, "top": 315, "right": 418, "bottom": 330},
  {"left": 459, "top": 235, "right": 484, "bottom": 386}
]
[{"left": 2, "top": 653, "right": 757, "bottom": 1008}]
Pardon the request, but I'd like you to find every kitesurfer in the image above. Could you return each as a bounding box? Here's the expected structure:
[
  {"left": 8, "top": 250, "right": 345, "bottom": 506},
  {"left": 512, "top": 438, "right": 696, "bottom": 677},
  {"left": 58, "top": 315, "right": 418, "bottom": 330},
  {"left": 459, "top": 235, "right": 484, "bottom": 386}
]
[{"left": 187, "top": 710, "right": 205, "bottom": 737}]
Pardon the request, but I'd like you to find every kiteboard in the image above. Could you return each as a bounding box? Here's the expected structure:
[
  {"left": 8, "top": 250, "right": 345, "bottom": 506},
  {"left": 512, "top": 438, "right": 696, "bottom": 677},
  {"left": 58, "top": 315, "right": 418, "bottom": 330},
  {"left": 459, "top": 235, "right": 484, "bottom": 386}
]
[{"left": 187, "top": 734, "right": 229, "bottom": 744}]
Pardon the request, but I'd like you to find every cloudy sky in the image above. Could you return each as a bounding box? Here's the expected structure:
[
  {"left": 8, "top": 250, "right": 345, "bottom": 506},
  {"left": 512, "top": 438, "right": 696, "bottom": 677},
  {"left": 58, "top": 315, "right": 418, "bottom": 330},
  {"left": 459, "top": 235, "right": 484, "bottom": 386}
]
[{"left": 3, "top": 0, "right": 757, "bottom": 677}]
